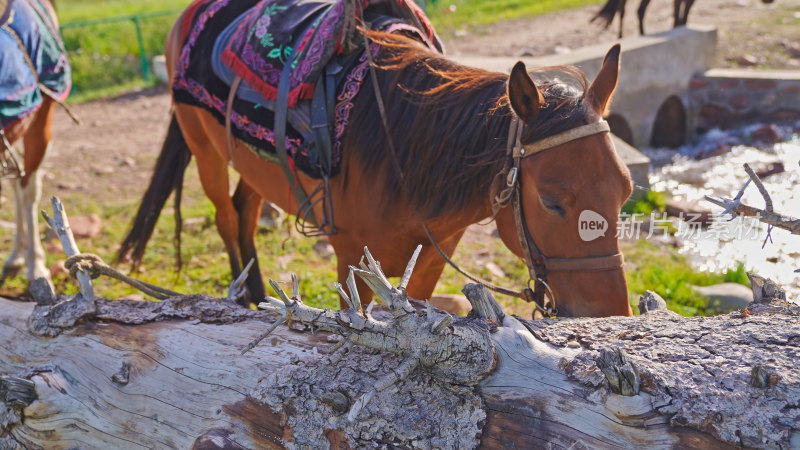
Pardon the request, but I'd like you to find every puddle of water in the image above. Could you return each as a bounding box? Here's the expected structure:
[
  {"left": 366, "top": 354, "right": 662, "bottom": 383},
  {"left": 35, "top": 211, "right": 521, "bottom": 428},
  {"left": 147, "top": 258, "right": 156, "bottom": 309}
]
[{"left": 648, "top": 128, "right": 800, "bottom": 302}]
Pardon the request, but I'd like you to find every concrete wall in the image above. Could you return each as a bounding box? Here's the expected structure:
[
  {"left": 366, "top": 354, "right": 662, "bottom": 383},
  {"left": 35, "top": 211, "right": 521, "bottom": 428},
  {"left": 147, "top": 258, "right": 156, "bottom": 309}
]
[
  {"left": 453, "top": 25, "right": 718, "bottom": 149},
  {"left": 690, "top": 69, "right": 800, "bottom": 131}
]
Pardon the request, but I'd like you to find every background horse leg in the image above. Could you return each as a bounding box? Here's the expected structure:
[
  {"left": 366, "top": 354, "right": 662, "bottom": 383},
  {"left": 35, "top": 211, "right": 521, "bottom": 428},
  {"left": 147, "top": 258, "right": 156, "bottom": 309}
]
[
  {"left": 673, "top": 0, "right": 683, "bottom": 28},
  {"left": 637, "top": 0, "right": 651, "bottom": 35},
  {"left": 679, "top": 0, "right": 695, "bottom": 26},
  {"left": 617, "top": 0, "right": 627, "bottom": 38},
  {"left": 232, "top": 179, "right": 266, "bottom": 303},
  {"left": 14, "top": 168, "right": 50, "bottom": 286},
  {"left": 2, "top": 100, "right": 54, "bottom": 287},
  {"left": 2, "top": 174, "right": 28, "bottom": 282}
]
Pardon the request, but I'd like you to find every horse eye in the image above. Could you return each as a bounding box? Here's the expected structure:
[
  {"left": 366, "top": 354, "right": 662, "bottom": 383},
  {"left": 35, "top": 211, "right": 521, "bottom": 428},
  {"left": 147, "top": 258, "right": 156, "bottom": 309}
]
[{"left": 541, "top": 196, "right": 566, "bottom": 216}]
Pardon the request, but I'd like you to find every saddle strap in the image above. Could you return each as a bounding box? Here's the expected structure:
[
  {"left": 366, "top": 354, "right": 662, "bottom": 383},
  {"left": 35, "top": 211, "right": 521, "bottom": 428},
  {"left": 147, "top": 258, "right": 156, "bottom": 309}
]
[
  {"left": 274, "top": 43, "right": 318, "bottom": 228},
  {"left": 225, "top": 75, "right": 242, "bottom": 167}
]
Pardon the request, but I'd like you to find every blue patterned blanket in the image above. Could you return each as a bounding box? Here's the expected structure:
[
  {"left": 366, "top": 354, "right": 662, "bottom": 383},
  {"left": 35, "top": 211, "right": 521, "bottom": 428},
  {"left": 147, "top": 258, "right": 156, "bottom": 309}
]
[{"left": 0, "top": 0, "right": 71, "bottom": 128}]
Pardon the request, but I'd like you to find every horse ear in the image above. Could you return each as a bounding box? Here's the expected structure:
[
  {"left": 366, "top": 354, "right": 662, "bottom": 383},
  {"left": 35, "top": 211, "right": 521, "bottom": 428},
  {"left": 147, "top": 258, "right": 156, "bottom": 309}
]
[
  {"left": 587, "top": 44, "right": 621, "bottom": 115},
  {"left": 507, "top": 61, "right": 544, "bottom": 122}
]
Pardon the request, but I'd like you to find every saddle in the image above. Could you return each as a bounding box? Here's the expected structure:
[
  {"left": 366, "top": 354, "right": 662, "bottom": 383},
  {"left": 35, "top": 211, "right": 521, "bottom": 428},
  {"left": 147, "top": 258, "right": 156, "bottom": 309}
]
[{"left": 173, "top": 0, "right": 442, "bottom": 235}]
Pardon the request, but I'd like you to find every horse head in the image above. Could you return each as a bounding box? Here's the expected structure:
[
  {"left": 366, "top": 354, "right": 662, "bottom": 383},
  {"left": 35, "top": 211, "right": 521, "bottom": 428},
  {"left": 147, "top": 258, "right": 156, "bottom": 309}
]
[{"left": 495, "top": 45, "right": 633, "bottom": 317}]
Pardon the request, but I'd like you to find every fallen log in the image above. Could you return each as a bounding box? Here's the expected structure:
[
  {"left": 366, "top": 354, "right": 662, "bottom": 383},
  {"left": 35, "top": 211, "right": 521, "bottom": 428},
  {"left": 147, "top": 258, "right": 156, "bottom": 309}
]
[{"left": 1, "top": 259, "right": 798, "bottom": 448}]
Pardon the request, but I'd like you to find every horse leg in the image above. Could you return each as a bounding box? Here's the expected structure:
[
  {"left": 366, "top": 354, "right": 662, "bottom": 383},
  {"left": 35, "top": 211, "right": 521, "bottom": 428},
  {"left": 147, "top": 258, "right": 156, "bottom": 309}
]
[
  {"left": 179, "top": 119, "right": 244, "bottom": 290},
  {"left": 2, "top": 176, "right": 27, "bottom": 282},
  {"left": 232, "top": 179, "right": 266, "bottom": 304},
  {"left": 404, "top": 229, "right": 466, "bottom": 304},
  {"left": 16, "top": 168, "right": 50, "bottom": 285},
  {"left": 637, "top": 0, "right": 651, "bottom": 35},
  {"left": 332, "top": 229, "right": 466, "bottom": 313},
  {"left": 680, "top": 0, "right": 695, "bottom": 26},
  {"left": 617, "top": 0, "right": 626, "bottom": 38},
  {"left": 673, "top": 0, "right": 683, "bottom": 28},
  {"left": 11, "top": 99, "right": 55, "bottom": 287}
]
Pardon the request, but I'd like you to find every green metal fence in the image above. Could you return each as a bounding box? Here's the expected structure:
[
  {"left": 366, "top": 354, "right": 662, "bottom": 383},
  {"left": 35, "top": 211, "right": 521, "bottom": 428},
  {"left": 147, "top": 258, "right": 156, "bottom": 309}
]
[
  {"left": 60, "top": 9, "right": 183, "bottom": 97},
  {"left": 58, "top": 2, "right": 438, "bottom": 98}
]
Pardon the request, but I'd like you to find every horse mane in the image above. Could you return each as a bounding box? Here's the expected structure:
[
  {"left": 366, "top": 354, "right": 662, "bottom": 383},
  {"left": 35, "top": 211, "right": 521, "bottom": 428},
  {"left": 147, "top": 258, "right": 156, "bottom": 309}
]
[{"left": 347, "top": 30, "right": 591, "bottom": 219}]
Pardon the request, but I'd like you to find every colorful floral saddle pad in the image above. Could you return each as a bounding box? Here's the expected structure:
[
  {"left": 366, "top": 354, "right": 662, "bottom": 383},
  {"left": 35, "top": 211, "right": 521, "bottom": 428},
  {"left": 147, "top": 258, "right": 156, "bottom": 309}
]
[
  {"left": 0, "top": 0, "right": 70, "bottom": 128},
  {"left": 221, "top": 0, "right": 440, "bottom": 107}
]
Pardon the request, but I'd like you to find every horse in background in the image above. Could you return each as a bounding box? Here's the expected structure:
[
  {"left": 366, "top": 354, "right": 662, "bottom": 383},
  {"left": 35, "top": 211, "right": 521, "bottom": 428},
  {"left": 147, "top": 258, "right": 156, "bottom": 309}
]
[
  {"left": 122, "top": 0, "right": 634, "bottom": 317},
  {"left": 0, "top": 0, "right": 71, "bottom": 289},
  {"left": 592, "top": 0, "right": 774, "bottom": 38}
]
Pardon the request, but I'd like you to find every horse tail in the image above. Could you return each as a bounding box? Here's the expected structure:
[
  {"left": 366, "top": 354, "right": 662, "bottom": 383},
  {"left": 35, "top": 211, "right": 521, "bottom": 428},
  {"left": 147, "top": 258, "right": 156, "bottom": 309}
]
[
  {"left": 591, "top": 0, "right": 621, "bottom": 28},
  {"left": 118, "top": 114, "right": 193, "bottom": 270}
]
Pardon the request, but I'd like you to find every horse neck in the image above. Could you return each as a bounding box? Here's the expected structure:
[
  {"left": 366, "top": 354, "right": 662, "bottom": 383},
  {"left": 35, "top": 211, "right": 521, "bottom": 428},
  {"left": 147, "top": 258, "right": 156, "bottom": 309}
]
[{"left": 351, "top": 58, "right": 513, "bottom": 224}]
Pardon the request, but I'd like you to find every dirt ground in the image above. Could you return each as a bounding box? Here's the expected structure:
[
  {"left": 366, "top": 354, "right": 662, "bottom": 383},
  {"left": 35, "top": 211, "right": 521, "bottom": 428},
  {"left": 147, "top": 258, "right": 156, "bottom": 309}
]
[{"left": 443, "top": 0, "right": 800, "bottom": 69}]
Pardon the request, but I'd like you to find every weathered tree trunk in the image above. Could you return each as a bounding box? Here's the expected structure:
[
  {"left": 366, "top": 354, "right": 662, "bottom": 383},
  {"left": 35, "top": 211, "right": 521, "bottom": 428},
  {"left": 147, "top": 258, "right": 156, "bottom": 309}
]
[{"left": 1, "top": 274, "right": 798, "bottom": 449}]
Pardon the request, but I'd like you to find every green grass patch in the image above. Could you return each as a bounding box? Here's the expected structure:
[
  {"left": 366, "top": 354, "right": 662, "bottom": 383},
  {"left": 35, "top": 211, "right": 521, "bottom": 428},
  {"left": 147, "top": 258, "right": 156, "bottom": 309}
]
[
  {"left": 426, "top": 0, "right": 604, "bottom": 35},
  {"left": 58, "top": 0, "right": 193, "bottom": 101},
  {"left": 622, "top": 240, "right": 749, "bottom": 316},
  {"left": 622, "top": 190, "right": 668, "bottom": 215}
]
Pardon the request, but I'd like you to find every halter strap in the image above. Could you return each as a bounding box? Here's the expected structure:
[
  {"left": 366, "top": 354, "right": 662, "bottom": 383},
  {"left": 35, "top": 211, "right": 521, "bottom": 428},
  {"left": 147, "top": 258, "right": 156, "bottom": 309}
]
[{"left": 514, "top": 120, "right": 610, "bottom": 158}]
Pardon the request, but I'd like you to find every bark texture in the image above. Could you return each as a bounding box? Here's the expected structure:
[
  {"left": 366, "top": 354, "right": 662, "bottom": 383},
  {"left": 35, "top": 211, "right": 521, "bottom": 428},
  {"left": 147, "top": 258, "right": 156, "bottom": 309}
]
[{"left": 0, "top": 279, "right": 798, "bottom": 448}]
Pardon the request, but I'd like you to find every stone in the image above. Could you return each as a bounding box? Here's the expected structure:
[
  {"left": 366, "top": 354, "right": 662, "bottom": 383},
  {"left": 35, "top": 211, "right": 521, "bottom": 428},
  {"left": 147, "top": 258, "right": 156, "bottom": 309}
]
[
  {"left": 729, "top": 93, "right": 750, "bottom": 110},
  {"left": 749, "top": 124, "right": 781, "bottom": 144},
  {"left": 755, "top": 161, "right": 784, "bottom": 179},
  {"left": 744, "top": 79, "right": 777, "bottom": 91},
  {"left": 484, "top": 262, "right": 506, "bottom": 279},
  {"left": 780, "top": 39, "right": 800, "bottom": 58},
  {"left": 689, "top": 78, "right": 709, "bottom": 90},
  {"left": 313, "top": 238, "right": 335, "bottom": 260},
  {"left": 747, "top": 273, "right": 786, "bottom": 303},
  {"left": 718, "top": 78, "right": 741, "bottom": 89},
  {"left": 91, "top": 165, "right": 115, "bottom": 176},
  {"left": 68, "top": 214, "right": 103, "bottom": 239},
  {"left": 733, "top": 54, "right": 759, "bottom": 66},
  {"left": 44, "top": 213, "right": 101, "bottom": 243},
  {"left": 117, "top": 156, "right": 136, "bottom": 167},
  {"left": 694, "top": 143, "right": 730, "bottom": 160},
  {"left": 665, "top": 198, "right": 713, "bottom": 225},
  {"left": 429, "top": 294, "right": 472, "bottom": 316},
  {"left": 693, "top": 283, "right": 753, "bottom": 314},
  {"left": 638, "top": 290, "right": 667, "bottom": 314},
  {"left": 49, "top": 260, "right": 68, "bottom": 278},
  {"left": 258, "top": 201, "right": 286, "bottom": 229}
]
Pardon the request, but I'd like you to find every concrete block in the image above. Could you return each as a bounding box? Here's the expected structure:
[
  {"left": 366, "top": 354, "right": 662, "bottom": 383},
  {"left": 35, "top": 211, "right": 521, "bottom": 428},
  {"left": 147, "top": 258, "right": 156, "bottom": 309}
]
[
  {"left": 611, "top": 134, "right": 650, "bottom": 194},
  {"left": 453, "top": 25, "right": 718, "bottom": 148},
  {"left": 152, "top": 55, "right": 169, "bottom": 84}
]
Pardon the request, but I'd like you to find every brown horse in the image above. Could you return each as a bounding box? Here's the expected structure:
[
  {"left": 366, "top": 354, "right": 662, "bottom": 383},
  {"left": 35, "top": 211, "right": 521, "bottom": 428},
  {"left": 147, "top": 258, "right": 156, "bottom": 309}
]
[
  {"left": 1, "top": 0, "right": 69, "bottom": 290},
  {"left": 121, "top": 6, "right": 633, "bottom": 317}
]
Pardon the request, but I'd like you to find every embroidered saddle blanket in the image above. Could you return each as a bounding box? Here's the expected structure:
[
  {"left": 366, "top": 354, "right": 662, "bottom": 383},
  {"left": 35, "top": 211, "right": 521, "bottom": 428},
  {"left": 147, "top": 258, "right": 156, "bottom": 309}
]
[
  {"left": 0, "top": 0, "right": 70, "bottom": 128},
  {"left": 172, "top": 0, "right": 442, "bottom": 179},
  {"left": 221, "top": 0, "right": 440, "bottom": 107}
]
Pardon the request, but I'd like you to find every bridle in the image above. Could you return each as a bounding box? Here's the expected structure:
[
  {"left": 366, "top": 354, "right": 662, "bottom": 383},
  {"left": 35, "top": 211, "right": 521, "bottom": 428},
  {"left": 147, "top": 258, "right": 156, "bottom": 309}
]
[{"left": 427, "top": 117, "right": 625, "bottom": 317}]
